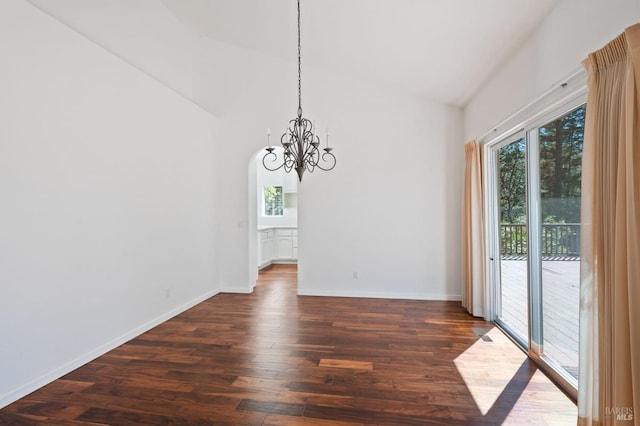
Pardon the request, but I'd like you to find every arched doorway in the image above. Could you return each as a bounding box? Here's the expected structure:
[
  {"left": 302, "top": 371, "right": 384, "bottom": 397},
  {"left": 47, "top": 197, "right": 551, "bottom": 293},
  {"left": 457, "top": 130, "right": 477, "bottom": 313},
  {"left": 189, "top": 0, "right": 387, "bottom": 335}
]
[{"left": 248, "top": 147, "right": 298, "bottom": 288}]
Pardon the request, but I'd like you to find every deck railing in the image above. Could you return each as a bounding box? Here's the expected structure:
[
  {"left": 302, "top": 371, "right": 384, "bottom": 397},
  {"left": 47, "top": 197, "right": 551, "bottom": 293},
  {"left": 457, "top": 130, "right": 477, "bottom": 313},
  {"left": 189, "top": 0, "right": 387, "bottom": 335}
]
[{"left": 500, "top": 223, "right": 580, "bottom": 258}]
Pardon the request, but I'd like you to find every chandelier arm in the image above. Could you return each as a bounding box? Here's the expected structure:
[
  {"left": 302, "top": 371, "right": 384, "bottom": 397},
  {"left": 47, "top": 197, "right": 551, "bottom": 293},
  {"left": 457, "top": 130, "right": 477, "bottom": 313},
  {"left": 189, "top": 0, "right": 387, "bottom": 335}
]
[
  {"left": 262, "top": 152, "right": 286, "bottom": 171},
  {"left": 284, "top": 148, "right": 298, "bottom": 166},
  {"left": 290, "top": 133, "right": 302, "bottom": 162},
  {"left": 282, "top": 124, "right": 301, "bottom": 166},
  {"left": 300, "top": 141, "right": 312, "bottom": 163},
  {"left": 311, "top": 133, "right": 321, "bottom": 154},
  {"left": 313, "top": 151, "right": 337, "bottom": 171},
  {"left": 297, "top": 137, "right": 309, "bottom": 164},
  {"left": 284, "top": 155, "right": 295, "bottom": 172},
  {"left": 299, "top": 120, "right": 317, "bottom": 160},
  {"left": 305, "top": 150, "right": 318, "bottom": 172},
  {"left": 303, "top": 144, "right": 318, "bottom": 166}
]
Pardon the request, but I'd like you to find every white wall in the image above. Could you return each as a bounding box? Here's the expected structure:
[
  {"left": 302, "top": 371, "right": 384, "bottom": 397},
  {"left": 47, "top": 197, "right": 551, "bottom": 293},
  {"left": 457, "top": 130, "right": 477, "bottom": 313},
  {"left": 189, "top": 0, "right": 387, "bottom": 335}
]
[
  {"left": 27, "top": 0, "right": 194, "bottom": 101},
  {"left": 464, "top": 0, "right": 640, "bottom": 140},
  {"left": 0, "top": 0, "right": 218, "bottom": 408},
  {"left": 193, "top": 36, "right": 464, "bottom": 299},
  {"left": 21, "top": 1, "right": 466, "bottom": 299},
  {"left": 297, "top": 82, "right": 463, "bottom": 300},
  {"left": 192, "top": 37, "right": 299, "bottom": 292}
]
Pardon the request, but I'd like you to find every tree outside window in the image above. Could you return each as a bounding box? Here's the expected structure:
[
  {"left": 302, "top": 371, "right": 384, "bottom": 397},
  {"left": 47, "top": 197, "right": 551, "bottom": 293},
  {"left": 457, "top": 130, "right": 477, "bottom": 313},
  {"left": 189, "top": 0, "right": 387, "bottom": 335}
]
[{"left": 263, "top": 186, "right": 283, "bottom": 216}]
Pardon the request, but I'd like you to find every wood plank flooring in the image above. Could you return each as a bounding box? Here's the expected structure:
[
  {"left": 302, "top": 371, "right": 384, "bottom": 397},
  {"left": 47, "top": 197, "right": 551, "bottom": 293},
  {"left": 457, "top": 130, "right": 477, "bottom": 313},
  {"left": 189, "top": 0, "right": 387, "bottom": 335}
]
[{"left": 0, "top": 265, "right": 576, "bottom": 425}]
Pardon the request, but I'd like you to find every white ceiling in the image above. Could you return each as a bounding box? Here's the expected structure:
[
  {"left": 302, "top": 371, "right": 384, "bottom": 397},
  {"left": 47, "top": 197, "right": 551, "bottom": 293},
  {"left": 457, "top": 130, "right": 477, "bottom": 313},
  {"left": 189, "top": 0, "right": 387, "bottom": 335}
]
[{"left": 162, "top": 0, "right": 558, "bottom": 107}]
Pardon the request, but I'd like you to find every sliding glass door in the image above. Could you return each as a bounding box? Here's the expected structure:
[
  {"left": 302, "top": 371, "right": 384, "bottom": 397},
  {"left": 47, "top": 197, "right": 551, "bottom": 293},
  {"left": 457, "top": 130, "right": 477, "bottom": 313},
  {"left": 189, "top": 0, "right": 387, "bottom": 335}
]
[
  {"left": 536, "top": 105, "right": 583, "bottom": 384},
  {"left": 495, "top": 134, "right": 529, "bottom": 348},
  {"left": 488, "top": 101, "right": 585, "bottom": 397}
]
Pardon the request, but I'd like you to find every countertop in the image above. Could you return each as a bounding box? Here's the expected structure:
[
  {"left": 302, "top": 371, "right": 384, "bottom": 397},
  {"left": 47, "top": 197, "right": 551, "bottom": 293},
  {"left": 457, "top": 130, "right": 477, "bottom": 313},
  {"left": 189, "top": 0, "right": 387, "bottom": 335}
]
[{"left": 258, "top": 226, "right": 297, "bottom": 231}]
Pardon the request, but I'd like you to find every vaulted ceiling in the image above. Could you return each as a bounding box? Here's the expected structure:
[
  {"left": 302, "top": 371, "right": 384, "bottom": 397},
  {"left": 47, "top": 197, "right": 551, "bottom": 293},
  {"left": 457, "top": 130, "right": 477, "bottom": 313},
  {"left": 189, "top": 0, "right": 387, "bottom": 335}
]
[{"left": 162, "top": 0, "right": 558, "bottom": 106}]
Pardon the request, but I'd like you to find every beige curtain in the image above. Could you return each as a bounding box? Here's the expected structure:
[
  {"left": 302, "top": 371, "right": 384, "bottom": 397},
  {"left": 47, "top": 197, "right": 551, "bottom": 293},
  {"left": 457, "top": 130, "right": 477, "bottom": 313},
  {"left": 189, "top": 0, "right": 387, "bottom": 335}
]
[
  {"left": 579, "top": 23, "right": 640, "bottom": 425},
  {"left": 461, "top": 140, "right": 485, "bottom": 317}
]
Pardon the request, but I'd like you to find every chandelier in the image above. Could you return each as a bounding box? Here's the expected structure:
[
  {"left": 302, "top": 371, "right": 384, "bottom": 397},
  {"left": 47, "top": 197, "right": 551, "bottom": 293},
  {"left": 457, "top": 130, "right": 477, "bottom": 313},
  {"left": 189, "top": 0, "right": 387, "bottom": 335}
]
[{"left": 262, "top": 0, "right": 336, "bottom": 182}]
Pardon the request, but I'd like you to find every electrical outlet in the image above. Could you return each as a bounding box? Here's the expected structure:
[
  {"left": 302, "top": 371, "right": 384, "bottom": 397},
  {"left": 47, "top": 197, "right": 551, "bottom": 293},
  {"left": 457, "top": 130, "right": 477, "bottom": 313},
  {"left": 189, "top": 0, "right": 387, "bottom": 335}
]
[{"left": 352, "top": 272, "right": 358, "bottom": 280}]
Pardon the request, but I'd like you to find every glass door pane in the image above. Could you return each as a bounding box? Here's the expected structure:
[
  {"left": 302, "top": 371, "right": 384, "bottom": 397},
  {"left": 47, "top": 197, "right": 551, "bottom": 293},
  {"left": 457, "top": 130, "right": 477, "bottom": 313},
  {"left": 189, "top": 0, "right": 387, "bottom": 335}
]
[
  {"left": 536, "top": 105, "right": 584, "bottom": 386},
  {"left": 496, "top": 137, "right": 528, "bottom": 347}
]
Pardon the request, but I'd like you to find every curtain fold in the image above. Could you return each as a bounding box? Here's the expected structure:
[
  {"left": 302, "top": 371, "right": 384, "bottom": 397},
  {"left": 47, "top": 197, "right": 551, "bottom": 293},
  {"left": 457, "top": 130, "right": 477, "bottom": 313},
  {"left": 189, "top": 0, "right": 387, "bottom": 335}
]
[
  {"left": 461, "top": 140, "right": 485, "bottom": 317},
  {"left": 579, "top": 23, "right": 640, "bottom": 425}
]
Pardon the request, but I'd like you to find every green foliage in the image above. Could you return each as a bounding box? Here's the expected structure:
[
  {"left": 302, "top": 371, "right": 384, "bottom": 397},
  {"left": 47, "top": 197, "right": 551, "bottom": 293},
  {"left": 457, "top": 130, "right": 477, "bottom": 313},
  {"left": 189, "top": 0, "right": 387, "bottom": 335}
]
[
  {"left": 497, "top": 105, "right": 584, "bottom": 258},
  {"left": 498, "top": 105, "right": 584, "bottom": 226},
  {"left": 264, "top": 186, "right": 283, "bottom": 216},
  {"left": 538, "top": 105, "right": 584, "bottom": 224},
  {"left": 500, "top": 224, "right": 528, "bottom": 256},
  {"left": 499, "top": 138, "right": 526, "bottom": 224}
]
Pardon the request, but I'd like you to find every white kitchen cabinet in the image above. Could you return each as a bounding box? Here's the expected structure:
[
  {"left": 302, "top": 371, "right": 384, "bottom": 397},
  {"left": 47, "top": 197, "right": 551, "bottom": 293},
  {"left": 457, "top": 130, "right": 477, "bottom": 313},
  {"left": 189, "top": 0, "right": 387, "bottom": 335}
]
[
  {"left": 277, "top": 236, "right": 294, "bottom": 259},
  {"left": 259, "top": 228, "right": 297, "bottom": 268},
  {"left": 259, "top": 229, "right": 274, "bottom": 267},
  {"left": 275, "top": 228, "right": 298, "bottom": 261}
]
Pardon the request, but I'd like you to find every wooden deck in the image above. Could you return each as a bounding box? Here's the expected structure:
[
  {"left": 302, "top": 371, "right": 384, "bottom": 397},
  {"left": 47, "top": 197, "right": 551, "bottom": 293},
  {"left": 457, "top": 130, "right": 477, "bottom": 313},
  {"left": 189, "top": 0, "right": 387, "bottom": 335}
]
[{"left": 500, "top": 259, "right": 580, "bottom": 378}]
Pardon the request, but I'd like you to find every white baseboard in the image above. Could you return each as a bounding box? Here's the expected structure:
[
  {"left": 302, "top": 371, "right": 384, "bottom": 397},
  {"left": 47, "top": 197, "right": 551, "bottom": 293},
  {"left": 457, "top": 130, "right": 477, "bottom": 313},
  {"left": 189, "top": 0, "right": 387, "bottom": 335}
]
[
  {"left": 219, "top": 286, "right": 254, "bottom": 294},
  {"left": 297, "top": 288, "right": 462, "bottom": 301},
  {"left": 0, "top": 288, "right": 220, "bottom": 409}
]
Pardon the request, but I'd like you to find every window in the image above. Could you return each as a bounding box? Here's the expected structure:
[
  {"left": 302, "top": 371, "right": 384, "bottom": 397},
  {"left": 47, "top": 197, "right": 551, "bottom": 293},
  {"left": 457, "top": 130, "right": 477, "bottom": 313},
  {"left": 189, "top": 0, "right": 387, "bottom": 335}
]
[{"left": 263, "top": 186, "right": 283, "bottom": 216}]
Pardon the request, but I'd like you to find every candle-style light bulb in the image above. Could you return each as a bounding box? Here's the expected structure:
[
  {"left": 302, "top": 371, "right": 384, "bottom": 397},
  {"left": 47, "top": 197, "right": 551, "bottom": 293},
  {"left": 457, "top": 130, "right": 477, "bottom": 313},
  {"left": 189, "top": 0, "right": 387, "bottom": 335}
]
[
  {"left": 326, "top": 128, "right": 330, "bottom": 148},
  {"left": 267, "top": 128, "right": 271, "bottom": 145}
]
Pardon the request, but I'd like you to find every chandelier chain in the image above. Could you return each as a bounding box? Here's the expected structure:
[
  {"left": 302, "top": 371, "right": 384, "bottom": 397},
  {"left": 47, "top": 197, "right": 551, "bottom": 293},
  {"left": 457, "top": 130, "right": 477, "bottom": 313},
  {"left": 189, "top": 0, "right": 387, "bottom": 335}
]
[{"left": 297, "top": 0, "right": 302, "bottom": 114}]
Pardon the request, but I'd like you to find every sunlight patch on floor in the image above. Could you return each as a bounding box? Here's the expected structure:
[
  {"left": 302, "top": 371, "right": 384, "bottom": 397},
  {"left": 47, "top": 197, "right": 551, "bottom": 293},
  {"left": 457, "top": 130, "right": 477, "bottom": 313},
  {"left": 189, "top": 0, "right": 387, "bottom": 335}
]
[
  {"left": 454, "top": 327, "right": 576, "bottom": 424},
  {"left": 454, "top": 327, "right": 527, "bottom": 415},
  {"left": 502, "top": 369, "right": 576, "bottom": 425}
]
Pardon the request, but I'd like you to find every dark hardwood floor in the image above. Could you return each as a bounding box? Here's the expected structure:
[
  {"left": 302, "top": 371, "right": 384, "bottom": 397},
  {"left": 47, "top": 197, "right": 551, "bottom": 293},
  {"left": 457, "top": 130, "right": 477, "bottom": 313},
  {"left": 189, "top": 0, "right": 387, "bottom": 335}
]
[{"left": 0, "top": 264, "right": 575, "bottom": 425}]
